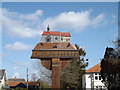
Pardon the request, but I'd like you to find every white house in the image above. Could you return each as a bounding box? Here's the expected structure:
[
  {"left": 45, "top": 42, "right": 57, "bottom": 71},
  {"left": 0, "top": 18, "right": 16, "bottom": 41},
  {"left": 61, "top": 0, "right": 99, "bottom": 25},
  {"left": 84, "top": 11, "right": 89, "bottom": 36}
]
[
  {"left": 0, "top": 69, "right": 9, "bottom": 89},
  {"left": 82, "top": 63, "right": 107, "bottom": 90},
  {"left": 41, "top": 26, "right": 71, "bottom": 43}
]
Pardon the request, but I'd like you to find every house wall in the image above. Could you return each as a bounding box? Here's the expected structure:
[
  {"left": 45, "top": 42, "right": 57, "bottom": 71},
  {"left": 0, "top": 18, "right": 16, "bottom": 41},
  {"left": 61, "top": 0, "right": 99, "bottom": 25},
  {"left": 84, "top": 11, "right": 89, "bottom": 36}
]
[
  {"left": 93, "top": 73, "right": 107, "bottom": 89},
  {"left": 82, "top": 72, "right": 107, "bottom": 90},
  {"left": 0, "top": 71, "right": 9, "bottom": 89}
]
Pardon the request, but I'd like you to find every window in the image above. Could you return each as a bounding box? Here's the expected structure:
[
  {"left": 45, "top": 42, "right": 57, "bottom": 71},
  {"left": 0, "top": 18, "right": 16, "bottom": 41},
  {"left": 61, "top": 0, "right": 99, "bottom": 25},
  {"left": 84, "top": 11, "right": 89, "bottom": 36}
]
[
  {"left": 95, "top": 73, "right": 102, "bottom": 81},
  {"left": 61, "top": 38, "right": 63, "bottom": 41},
  {"left": 55, "top": 37, "right": 58, "bottom": 40},
  {"left": 95, "top": 76, "right": 98, "bottom": 80},
  {"left": 99, "top": 76, "right": 101, "bottom": 80},
  {"left": 95, "top": 73, "right": 97, "bottom": 75},
  {"left": 96, "top": 86, "right": 98, "bottom": 90},
  {"left": 46, "top": 35, "right": 51, "bottom": 42}
]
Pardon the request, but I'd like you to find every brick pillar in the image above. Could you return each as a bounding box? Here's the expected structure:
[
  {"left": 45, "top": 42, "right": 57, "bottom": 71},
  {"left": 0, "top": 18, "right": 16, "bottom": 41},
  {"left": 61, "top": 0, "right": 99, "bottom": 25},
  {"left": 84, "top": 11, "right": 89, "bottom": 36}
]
[{"left": 52, "top": 58, "right": 60, "bottom": 88}]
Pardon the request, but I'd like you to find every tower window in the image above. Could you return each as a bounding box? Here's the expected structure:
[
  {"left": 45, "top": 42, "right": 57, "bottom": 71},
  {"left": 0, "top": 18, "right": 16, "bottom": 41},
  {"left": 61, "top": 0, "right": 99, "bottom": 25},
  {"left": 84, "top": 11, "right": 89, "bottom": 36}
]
[
  {"left": 46, "top": 35, "right": 51, "bottom": 42},
  {"left": 55, "top": 37, "right": 58, "bottom": 40}
]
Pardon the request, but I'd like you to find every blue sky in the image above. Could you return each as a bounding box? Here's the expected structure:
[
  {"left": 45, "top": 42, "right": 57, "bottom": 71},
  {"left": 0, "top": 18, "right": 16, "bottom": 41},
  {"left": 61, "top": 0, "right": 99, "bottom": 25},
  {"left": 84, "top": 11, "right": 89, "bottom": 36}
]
[{"left": 1, "top": 2, "right": 118, "bottom": 80}]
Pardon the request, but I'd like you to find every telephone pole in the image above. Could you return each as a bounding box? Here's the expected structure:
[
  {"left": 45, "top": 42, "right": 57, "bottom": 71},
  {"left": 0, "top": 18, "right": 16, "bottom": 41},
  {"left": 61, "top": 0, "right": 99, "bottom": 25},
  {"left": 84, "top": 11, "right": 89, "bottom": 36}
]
[{"left": 27, "top": 68, "right": 28, "bottom": 89}]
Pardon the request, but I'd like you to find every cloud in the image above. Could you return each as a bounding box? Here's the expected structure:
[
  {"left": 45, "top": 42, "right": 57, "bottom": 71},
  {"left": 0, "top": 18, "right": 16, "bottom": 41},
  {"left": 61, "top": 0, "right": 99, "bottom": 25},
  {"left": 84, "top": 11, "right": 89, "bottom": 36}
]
[
  {"left": 42, "top": 11, "right": 105, "bottom": 32},
  {"left": 1, "top": 8, "right": 43, "bottom": 38},
  {"left": 91, "top": 13, "right": 105, "bottom": 27},
  {"left": 1, "top": 8, "right": 106, "bottom": 37},
  {"left": 13, "top": 66, "right": 19, "bottom": 71},
  {"left": 5, "top": 42, "right": 32, "bottom": 51}
]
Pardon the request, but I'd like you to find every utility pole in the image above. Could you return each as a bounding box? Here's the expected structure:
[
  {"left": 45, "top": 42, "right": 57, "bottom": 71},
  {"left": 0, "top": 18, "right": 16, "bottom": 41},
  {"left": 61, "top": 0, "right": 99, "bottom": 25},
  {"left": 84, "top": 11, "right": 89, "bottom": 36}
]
[{"left": 27, "top": 68, "right": 28, "bottom": 90}]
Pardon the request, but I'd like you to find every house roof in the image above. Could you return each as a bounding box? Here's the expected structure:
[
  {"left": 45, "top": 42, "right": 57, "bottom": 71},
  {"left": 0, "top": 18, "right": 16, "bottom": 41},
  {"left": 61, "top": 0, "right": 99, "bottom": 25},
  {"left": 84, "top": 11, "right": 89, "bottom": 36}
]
[
  {"left": 8, "top": 81, "right": 25, "bottom": 86},
  {"left": 8, "top": 78, "right": 25, "bottom": 82},
  {"left": 42, "top": 31, "right": 71, "bottom": 37},
  {"left": 33, "top": 42, "right": 77, "bottom": 50},
  {"left": 8, "top": 81, "right": 40, "bottom": 87},
  {"left": 0, "top": 69, "right": 5, "bottom": 79},
  {"left": 86, "top": 63, "right": 101, "bottom": 73}
]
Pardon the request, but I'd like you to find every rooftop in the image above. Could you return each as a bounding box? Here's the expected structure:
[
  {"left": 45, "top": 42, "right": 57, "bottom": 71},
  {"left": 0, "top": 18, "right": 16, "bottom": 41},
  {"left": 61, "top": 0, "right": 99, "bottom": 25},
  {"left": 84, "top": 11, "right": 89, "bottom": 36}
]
[
  {"left": 33, "top": 42, "right": 76, "bottom": 50},
  {"left": 8, "top": 81, "right": 40, "bottom": 87},
  {"left": 86, "top": 63, "right": 101, "bottom": 73},
  {"left": 42, "top": 31, "right": 71, "bottom": 37}
]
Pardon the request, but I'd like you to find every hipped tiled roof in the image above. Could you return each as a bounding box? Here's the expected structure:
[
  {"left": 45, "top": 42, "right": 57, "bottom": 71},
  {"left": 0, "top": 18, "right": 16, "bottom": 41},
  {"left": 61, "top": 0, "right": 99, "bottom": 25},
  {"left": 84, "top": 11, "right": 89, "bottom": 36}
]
[
  {"left": 86, "top": 63, "right": 101, "bottom": 73},
  {"left": 8, "top": 81, "right": 40, "bottom": 87},
  {"left": 8, "top": 81, "right": 25, "bottom": 86},
  {"left": 42, "top": 31, "right": 71, "bottom": 37},
  {"left": 33, "top": 42, "right": 76, "bottom": 50}
]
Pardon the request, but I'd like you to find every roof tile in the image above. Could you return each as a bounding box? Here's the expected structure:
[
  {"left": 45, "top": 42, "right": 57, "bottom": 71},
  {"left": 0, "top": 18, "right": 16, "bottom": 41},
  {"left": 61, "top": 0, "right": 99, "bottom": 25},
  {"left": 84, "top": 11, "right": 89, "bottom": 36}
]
[
  {"left": 42, "top": 31, "right": 71, "bottom": 37},
  {"left": 34, "top": 42, "right": 76, "bottom": 50},
  {"left": 86, "top": 63, "right": 101, "bottom": 73}
]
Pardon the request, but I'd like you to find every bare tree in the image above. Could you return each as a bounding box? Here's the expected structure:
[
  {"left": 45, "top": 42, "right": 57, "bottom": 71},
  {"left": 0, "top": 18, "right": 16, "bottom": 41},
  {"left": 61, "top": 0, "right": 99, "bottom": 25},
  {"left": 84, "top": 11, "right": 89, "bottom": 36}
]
[{"left": 32, "top": 59, "right": 52, "bottom": 86}]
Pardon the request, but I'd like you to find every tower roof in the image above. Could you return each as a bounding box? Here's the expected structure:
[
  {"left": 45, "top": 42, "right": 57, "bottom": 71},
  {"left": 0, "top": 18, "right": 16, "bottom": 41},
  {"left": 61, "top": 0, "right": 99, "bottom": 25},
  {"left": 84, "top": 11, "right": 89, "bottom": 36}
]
[
  {"left": 42, "top": 31, "right": 71, "bottom": 37},
  {"left": 33, "top": 42, "right": 76, "bottom": 50}
]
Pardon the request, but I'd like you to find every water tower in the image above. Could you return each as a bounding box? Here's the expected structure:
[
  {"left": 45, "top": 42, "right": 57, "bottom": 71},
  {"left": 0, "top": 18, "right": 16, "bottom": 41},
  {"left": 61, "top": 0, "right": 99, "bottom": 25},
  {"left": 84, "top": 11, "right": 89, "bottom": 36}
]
[{"left": 31, "top": 26, "right": 79, "bottom": 88}]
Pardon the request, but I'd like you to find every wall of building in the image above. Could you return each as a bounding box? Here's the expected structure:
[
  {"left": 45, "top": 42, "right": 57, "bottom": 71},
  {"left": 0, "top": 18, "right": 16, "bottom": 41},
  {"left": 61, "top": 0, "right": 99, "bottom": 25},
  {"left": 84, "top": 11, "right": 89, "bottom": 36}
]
[
  {"left": 41, "top": 35, "right": 70, "bottom": 42},
  {"left": 82, "top": 73, "right": 107, "bottom": 90},
  {"left": 82, "top": 73, "right": 92, "bottom": 89},
  {"left": 0, "top": 71, "right": 9, "bottom": 89},
  {"left": 61, "top": 36, "right": 70, "bottom": 42}
]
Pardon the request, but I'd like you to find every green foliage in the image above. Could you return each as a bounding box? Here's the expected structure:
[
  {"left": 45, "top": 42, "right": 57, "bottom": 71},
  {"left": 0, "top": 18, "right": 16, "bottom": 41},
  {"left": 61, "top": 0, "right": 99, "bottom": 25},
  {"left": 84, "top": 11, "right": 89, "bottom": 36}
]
[
  {"left": 101, "top": 40, "right": 120, "bottom": 90},
  {"left": 12, "top": 88, "right": 27, "bottom": 90},
  {"left": 39, "top": 81, "right": 51, "bottom": 89},
  {"left": 60, "top": 44, "right": 88, "bottom": 89},
  {"left": 101, "top": 59, "right": 120, "bottom": 90},
  {"left": 75, "top": 44, "right": 86, "bottom": 56}
]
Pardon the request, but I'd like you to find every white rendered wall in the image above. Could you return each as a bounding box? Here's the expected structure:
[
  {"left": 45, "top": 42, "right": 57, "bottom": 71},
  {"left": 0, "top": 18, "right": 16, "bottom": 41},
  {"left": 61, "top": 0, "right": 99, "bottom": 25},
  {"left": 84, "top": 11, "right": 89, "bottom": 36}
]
[
  {"left": 82, "top": 73, "right": 107, "bottom": 89},
  {"left": 41, "top": 35, "right": 70, "bottom": 42},
  {"left": 82, "top": 73, "right": 92, "bottom": 88}
]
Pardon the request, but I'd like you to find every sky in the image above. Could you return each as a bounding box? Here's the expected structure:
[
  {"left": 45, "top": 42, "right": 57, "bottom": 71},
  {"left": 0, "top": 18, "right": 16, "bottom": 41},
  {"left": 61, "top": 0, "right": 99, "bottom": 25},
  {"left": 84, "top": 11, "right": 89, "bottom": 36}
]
[{"left": 1, "top": 2, "right": 118, "bottom": 80}]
